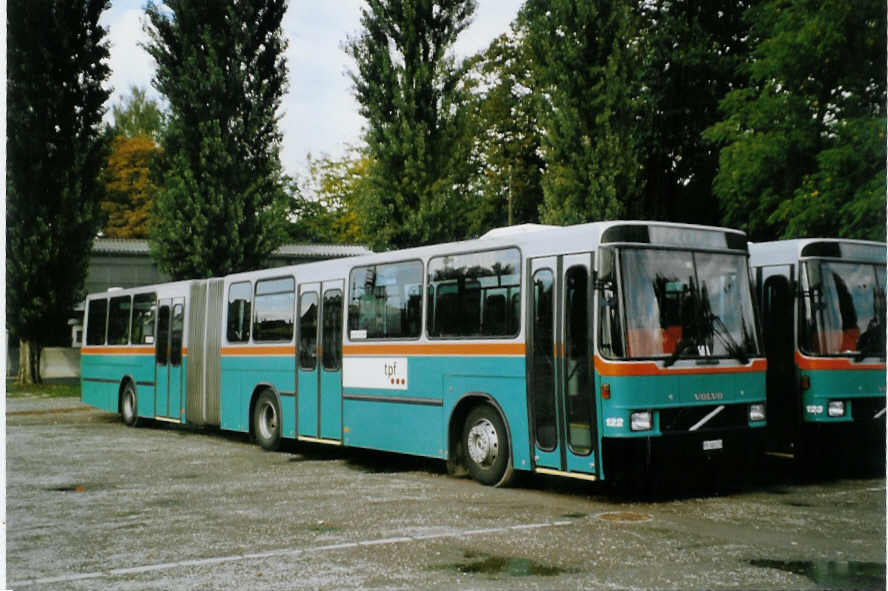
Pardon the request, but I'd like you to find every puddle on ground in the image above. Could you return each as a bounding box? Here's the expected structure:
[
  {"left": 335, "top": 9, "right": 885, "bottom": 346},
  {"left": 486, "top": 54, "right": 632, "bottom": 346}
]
[
  {"left": 560, "top": 512, "right": 587, "bottom": 519},
  {"left": 595, "top": 511, "right": 653, "bottom": 523},
  {"left": 436, "top": 551, "right": 573, "bottom": 577},
  {"left": 750, "top": 559, "right": 885, "bottom": 589},
  {"left": 45, "top": 485, "right": 85, "bottom": 492}
]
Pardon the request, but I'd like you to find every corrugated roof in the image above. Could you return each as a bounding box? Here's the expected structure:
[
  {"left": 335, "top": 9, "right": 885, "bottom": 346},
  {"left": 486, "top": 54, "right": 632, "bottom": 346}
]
[{"left": 92, "top": 238, "right": 371, "bottom": 258}]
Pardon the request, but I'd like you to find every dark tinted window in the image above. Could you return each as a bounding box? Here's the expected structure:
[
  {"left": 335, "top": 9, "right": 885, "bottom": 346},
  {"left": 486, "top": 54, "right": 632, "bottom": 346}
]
[
  {"left": 170, "top": 303, "right": 184, "bottom": 366},
  {"left": 531, "top": 269, "right": 556, "bottom": 451},
  {"left": 156, "top": 305, "right": 170, "bottom": 365},
  {"left": 300, "top": 292, "right": 318, "bottom": 370},
  {"left": 254, "top": 277, "right": 295, "bottom": 342},
  {"left": 86, "top": 299, "right": 108, "bottom": 346},
  {"left": 427, "top": 248, "right": 521, "bottom": 338},
  {"left": 323, "top": 289, "right": 343, "bottom": 370},
  {"left": 227, "top": 282, "right": 252, "bottom": 342},
  {"left": 348, "top": 261, "right": 422, "bottom": 340},
  {"left": 108, "top": 295, "right": 132, "bottom": 345},
  {"left": 131, "top": 293, "right": 156, "bottom": 345}
]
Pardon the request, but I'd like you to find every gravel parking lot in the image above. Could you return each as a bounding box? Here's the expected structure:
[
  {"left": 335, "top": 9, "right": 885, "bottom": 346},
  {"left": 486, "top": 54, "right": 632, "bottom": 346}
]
[{"left": 7, "top": 395, "right": 886, "bottom": 590}]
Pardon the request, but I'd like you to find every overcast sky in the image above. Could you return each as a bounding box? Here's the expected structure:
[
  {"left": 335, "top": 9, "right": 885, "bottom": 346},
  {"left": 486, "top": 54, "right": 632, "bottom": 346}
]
[{"left": 101, "top": 1, "right": 524, "bottom": 178}]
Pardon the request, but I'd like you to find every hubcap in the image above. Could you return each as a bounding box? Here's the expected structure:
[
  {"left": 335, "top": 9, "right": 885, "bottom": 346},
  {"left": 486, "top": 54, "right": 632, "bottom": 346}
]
[
  {"left": 123, "top": 391, "right": 134, "bottom": 419},
  {"left": 467, "top": 418, "right": 499, "bottom": 467},
  {"left": 258, "top": 402, "right": 277, "bottom": 440}
]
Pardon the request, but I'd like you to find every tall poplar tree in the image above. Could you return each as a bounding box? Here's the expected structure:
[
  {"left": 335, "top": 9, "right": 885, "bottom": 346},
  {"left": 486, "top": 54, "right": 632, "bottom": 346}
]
[
  {"left": 7, "top": 0, "right": 111, "bottom": 383},
  {"left": 346, "top": 0, "right": 478, "bottom": 249},
  {"left": 144, "top": 0, "right": 290, "bottom": 278},
  {"left": 520, "top": 0, "right": 644, "bottom": 225}
]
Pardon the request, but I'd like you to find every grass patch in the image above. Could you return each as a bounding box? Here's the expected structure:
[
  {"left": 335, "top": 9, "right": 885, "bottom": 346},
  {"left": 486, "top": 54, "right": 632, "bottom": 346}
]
[{"left": 6, "top": 381, "right": 81, "bottom": 398}]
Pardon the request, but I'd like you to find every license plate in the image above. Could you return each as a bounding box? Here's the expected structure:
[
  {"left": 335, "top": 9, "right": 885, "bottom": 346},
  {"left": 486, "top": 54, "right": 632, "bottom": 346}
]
[{"left": 703, "top": 439, "right": 723, "bottom": 451}]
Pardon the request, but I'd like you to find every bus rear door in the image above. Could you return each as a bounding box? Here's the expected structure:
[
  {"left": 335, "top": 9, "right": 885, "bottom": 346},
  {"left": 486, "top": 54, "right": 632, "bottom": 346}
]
[
  {"left": 155, "top": 297, "right": 184, "bottom": 421},
  {"left": 529, "top": 254, "right": 599, "bottom": 478}
]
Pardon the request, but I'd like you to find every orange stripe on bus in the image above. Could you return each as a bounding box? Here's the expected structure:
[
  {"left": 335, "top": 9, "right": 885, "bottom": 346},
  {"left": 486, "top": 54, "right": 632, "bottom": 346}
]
[
  {"left": 594, "top": 355, "right": 766, "bottom": 377},
  {"left": 343, "top": 342, "right": 526, "bottom": 357},
  {"left": 81, "top": 346, "right": 155, "bottom": 355},
  {"left": 794, "top": 352, "right": 884, "bottom": 371},
  {"left": 220, "top": 345, "right": 296, "bottom": 356}
]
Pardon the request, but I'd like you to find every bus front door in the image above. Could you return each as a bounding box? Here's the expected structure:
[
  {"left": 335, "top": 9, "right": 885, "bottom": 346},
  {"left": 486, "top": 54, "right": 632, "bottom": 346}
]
[
  {"left": 297, "top": 281, "right": 343, "bottom": 442},
  {"left": 155, "top": 298, "right": 184, "bottom": 421},
  {"left": 297, "top": 285, "right": 320, "bottom": 438},
  {"left": 529, "top": 254, "right": 599, "bottom": 478}
]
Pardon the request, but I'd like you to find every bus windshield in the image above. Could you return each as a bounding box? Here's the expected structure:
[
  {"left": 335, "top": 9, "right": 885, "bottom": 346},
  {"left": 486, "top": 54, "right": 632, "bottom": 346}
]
[
  {"left": 800, "top": 260, "right": 886, "bottom": 358},
  {"left": 604, "top": 248, "right": 758, "bottom": 362}
]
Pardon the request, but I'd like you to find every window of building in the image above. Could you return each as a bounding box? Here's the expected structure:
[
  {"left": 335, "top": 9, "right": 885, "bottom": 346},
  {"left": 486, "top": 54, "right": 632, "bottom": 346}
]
[
  {"left": 254, "top": 277, "right": 295, "bottom": 342},
  {"left": 131, "top": 293, "right": 156, "bottom": 345},
  {"left": 427, "top": 248, "right": 521, "bottom": 338},
  {"left": 108, "top": 295, "right": 132, "bottom": 345},
  {"left": 86, "top": 299, "right": 108, "bottom": 346},
  {"left": 227, "top": 282, "right": 252, "bottom": 343},
  {"left": 348, "top": 261, "right": 422, "bottom": 340}
]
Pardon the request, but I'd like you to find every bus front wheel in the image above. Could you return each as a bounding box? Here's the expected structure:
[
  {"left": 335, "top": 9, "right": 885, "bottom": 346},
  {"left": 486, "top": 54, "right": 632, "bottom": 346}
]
[
  {"left": 463, "top": 405, "right": 513, "bottom": 487},
  {"left": 253, "top": 390, "right": 281, "bottom": 451},
  {"left": 120, "top": 382, "right": 140, "bottom": 427}
]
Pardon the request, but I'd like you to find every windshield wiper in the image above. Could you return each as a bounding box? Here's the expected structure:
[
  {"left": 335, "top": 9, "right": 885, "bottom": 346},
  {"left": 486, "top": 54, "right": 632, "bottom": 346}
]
[
  {"left": 854, "top": 325, "right": 886, "bottom": 362},
  {"left": 663, "top": 337, "right": 698, "bottom": 367},
  {"left": 708, "top": 314, "right": 749, "bottom": 365}
]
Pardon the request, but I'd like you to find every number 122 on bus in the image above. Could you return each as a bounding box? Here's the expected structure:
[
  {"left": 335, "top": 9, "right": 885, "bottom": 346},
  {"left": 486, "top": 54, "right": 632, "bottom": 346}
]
[{"left": 81, "top": 221, "right": 768, "bottom": 488}]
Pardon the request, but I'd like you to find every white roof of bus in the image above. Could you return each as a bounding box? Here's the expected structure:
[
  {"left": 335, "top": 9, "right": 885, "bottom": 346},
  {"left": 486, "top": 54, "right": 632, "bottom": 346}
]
[{"left": 749, "top": 238, "right": 886, "bottom": 267}]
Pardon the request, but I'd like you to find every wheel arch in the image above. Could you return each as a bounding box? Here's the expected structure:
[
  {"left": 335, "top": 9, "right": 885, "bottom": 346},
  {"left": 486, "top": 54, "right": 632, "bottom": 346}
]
[
  {"left": 448, "top": 392, "right": 515, "bottom": 481},
  {"left": 117, "top": 375, "right": 137, "bottom": 413},
  {"left": 247, "top": 382, "right": 281, "bottom": 440}
]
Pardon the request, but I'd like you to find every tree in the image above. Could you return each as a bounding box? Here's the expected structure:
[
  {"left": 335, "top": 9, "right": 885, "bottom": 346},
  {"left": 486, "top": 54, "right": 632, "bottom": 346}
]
[
  {"left": 346, "top": 0, "right": 479, "bottom": 250},
  {"left": 7, "top": 0, "right": 111, "bottom": 383},
  {"left": 144, "top": 0, "right": 291, "bottom": 278},
  {"left": 635, "top": 0, "right": 755, "bottom": 225},
  {"left": 519, "top": 0, "right": 644, "bottom": 225},
  {"left": 704, "top": 0, "right": 886, "bottom": 241},
  {"left": 468, "top": 29, "right": 545, "bottom": 235},
  {"left": 100, "top": 135, "right": 161, "bottom": 238},
  {"left": 290, "top": 151, "right": 370, "bottom": 245},
  {"left": 109, "top": 85, "right": 166, "bottom": 140}
]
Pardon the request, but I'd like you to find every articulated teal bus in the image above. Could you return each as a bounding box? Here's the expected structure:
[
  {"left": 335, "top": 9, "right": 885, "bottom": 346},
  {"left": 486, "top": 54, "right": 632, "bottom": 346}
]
[
  {"left": 749, "top": 239, "right": 886, "bottom": 468},
  {"left": 82, "top": 221, "right": 766, "bottom": 487}
]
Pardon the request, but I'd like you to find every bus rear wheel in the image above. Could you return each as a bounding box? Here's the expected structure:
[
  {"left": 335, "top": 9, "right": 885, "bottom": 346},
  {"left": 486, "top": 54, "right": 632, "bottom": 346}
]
[
  {"left": 120, "top": 382, "right": 140, "bottom": 427},
  {"left": 463, "top": 404, "right": 513, "bottom": 487},
  {"left": 253, "top": 390, "right": 281, "bottom": 451}
]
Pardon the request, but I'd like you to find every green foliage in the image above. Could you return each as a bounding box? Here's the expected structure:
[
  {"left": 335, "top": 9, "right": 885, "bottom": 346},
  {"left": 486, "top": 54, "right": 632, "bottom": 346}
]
[
  {"left": 7, "top": 0, "right": 111, "bottom": 381},
  {"left": 110, "top": 85, "right": 166, "bottom": 140},
  {"left": 635, "top": 1, "right": 754, "bottom": 225},
  {"left": 290, "top": 152, "right": 371, "bottom": 245},
  {"left": 346, "top": 0, "right": 478, "bottom": 250},
  {"left": 467, "top": 29, "right": 545, "bottom": 235},
  {"left": 705, "top": 0, "right": 886, "bottom": 241},
  {"left": 144, "top": 0, "right": 291, "bottom": 278},
  {"left": 519, "top": 0, "right": 644, "bottom": 225}
]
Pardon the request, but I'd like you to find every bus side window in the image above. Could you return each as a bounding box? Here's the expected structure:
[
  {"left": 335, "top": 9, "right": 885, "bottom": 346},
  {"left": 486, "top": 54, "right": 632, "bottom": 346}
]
[
  {"left": 131, "top": 293, "right": 156, "bottom": 345},
  {"left": 86, "top": 299, "right": 108, "bottom": 346},
  {"left": 108, "top": 295, "right": 132, "bottom": 345},
  {"left": 227, "top": 282, "right": 252, "bottom": 343}
]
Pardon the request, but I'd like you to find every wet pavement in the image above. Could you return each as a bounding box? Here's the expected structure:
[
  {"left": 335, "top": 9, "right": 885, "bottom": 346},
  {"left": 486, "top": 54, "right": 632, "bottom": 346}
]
[{"left": 6, "top": 395, "right": 886, "bottom": 590}]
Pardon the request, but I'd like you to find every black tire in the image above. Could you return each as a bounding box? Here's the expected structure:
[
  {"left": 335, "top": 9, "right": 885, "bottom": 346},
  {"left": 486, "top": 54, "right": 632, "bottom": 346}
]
[
  {"left": 463, "top": 404, "right": 513, "bottom": 487},
  {"left": 253, "top": 390, "right": 281, "bottom": 451},
  {"left": 120, "top": 382, "right": 140, "bottom": 427}
]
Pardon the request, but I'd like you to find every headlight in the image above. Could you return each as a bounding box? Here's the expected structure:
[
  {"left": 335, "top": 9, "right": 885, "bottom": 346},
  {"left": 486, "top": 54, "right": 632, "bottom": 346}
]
[
  {"left": 828, "top": 400, "right": 845, "bottom": 417},
  {"left": 630, "top": 411, "right": 653, "bottom": 431},
  {"left": 749, "top": 403, "right": 766, "bottom": 422}
]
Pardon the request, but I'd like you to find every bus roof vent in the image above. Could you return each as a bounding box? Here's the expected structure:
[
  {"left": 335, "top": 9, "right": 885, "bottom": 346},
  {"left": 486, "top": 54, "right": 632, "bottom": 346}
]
[{"left": 480, "top": 224, "right": 558, "bottom": 239}]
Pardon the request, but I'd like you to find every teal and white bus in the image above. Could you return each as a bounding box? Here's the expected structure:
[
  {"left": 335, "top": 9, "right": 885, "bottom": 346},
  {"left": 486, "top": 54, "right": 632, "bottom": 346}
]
[
  {"left": 749, "top": 239, "right": 886, "bottom": 469},
  {"left": 82, "top": 221, "right": 766, "bottom": 487}
]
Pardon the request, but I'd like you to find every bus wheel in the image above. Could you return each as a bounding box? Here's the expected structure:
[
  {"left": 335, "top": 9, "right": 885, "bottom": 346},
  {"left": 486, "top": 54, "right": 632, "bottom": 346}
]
[
  {"left": 253, "top": 390, "right": 281, "bottom": 451},
  {"left": 463, "top": 405, "right": 513, "bottom": 487},
  {"left": 120, "top": 382, "right": 140, "bottom": 427}
]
